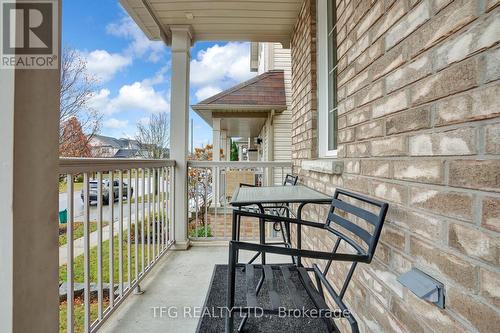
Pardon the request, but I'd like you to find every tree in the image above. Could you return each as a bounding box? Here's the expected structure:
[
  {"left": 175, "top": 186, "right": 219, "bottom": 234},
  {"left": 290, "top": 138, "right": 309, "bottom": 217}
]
[
  {"left": 230, "top": 140, "right": 239, "bottom": 161},
  {"left": 136, "top": 113, "right": 170, "bottom": 159},
  {"left": 60, "top": 47, "right": 102, "bottom": 156},
  {"left": 59, "top": 117, "right": 92, "bottom": 157},
  {"left": 189, "top": 144, "right": 224, "bottom": 161}
]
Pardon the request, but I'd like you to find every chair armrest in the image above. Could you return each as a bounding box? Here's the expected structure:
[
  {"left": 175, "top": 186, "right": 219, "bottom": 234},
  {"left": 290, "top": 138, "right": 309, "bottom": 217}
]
[
  {"left": 230, "top": 241, "right": 369, "bottom": 263},
  {"left": 233, "top": 208, "right": 368, "bottom": 256}
]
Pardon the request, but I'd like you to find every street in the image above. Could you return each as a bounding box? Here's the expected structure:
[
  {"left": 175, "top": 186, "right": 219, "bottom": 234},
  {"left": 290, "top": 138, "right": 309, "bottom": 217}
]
[{"left": 58, "top": 177, "right": 157, "bottom": 222}]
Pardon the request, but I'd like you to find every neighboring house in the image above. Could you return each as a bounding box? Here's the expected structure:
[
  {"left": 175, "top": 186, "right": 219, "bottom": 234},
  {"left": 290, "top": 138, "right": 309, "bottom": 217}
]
[
  {"left": 254, "top": 43, "right": 293, "bottom": 164},
  {"left": 88, "top": 134, "right": 148, "bottom": 158},
  {"left": 113, "top": 148, "right": 142, "bottom": 158},
  {"left": 192, "top": 44, "right": 292, "bottom": 164}
]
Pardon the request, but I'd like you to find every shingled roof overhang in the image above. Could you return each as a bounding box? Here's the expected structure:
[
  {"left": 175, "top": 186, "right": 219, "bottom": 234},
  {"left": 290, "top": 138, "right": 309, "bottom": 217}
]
[{"left": 192, "top": 70, "right": 287, "bottom": 129}]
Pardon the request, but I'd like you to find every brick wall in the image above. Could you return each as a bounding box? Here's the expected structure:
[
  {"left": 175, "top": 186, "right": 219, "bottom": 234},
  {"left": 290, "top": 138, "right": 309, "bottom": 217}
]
[
  {"left": 290, "top": 0, "right": 500, "bottom": 332},
  {"left": 291, "top": 0, "right": 318, "bottom": 163}
]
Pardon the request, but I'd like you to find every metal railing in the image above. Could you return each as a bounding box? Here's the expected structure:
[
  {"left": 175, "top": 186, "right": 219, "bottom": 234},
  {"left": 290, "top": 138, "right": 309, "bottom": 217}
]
[
  {"left": 59, "top": 158, "right": 175, "bottom": 333},
  {"left": 187, "top": 161, "right": 292, "bottom": 240}
]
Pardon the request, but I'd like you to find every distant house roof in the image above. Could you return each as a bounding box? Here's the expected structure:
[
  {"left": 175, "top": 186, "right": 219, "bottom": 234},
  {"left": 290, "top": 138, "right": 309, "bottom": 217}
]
[
  {"left": 192, "top": 70, "right": 286, "bottom": 111},
  {"left": 90, "top": 135, "right": 141, "bottom": 150},
  {"left": 90, "top": 134, "right": 122, "bottom": 148},
  {"left": 114, "top": 149, "right": 141, "bottom": 158}
]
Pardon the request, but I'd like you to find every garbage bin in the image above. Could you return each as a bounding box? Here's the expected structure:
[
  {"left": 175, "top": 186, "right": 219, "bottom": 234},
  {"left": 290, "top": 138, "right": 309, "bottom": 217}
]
[{"left": 59, "top": 209, "right": 68, "bottom": 224}]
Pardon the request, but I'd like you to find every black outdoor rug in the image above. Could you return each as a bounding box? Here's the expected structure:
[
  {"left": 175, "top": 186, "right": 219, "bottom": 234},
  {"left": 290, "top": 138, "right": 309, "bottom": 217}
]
[{"left": 196, "top": 264, "right": 329, "bottom": 333}]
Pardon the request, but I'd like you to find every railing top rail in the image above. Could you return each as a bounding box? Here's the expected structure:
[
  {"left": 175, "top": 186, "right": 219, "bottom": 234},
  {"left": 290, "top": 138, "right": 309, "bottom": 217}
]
[
  {"left": 188, "top": 160, "right": 292, "bottom": 168},
  {"left": 59, "top": 157, "right": 175, "bottom": 174}
]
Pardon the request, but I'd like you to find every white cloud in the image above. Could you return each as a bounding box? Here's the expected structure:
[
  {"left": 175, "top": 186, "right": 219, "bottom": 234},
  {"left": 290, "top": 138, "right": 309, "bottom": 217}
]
[
  {"left": 106, "top": 16, "right": 165, "bottom": 63},
  {"left": 88, "top": 88, "right": 111, "bottom": 111},
  {"left": 84, "top": 50, "right": 132, "bottom": 82},
  {"left": 104, "top": 118, "right": 129, "bottom": 129},
  {"left": 89, "top": 82, "right": 169, "bottom": 115},
  {"left": 195, "top": 85, "right": 222, "bottom": 101},
  {"left": 141, "top": 65, "right": 169, "bottom": 86},
  {"left": 110, "top": 81, "right": 169, "bottom": 114},
  {"left": 190, "top": 42, "right": 256, "bottom": 87}
]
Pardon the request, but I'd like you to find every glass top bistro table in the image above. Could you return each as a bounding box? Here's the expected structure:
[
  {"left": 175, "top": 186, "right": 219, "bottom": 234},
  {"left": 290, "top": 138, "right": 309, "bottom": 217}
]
[{"left": 230, "top": 185, "right": 332, "bottom": 266}]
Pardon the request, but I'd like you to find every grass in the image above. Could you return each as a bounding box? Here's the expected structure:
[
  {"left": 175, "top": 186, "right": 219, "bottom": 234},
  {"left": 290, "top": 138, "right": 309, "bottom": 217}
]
[
  {"left": 59, "top": 222, "right": 109, "bottom": 246},
  {"left": 59, "top": 299, "right": 108, "bottom": 333},
  {"left": 59, "top": 229, "right": 157, "bottom": 283},
  {"left": 125, "top": 195, "right": 150, "bottom": 204},
  {"left": 189, "top": 225, "right": 213, "bottom": 238},
  {"left": 59, "top": 227, "right": 161, "bottom": 332}
]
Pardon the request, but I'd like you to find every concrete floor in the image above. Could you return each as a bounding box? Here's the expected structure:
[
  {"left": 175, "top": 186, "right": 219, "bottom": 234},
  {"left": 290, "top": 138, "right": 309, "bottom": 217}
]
[{"left": 99, "top": 245, "right": 289, "bottom": 333}]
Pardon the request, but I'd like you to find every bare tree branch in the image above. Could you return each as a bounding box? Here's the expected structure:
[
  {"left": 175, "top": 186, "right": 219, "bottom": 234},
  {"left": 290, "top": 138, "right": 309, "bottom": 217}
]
[
  {"left": 135, "top": 113, "right": 170, "bottom": 159},
  {"left": 59, "top": 46, "right": 102, "bottom": 155}
]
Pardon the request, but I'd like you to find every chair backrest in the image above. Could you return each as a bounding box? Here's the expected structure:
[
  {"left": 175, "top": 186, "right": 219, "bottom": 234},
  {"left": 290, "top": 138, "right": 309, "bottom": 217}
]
[
  {"left": 283, "top": 174, "right": 298, "bottom": 186},
  {"left": 325, "top": 189, "right": 388, "bottom": 262}
]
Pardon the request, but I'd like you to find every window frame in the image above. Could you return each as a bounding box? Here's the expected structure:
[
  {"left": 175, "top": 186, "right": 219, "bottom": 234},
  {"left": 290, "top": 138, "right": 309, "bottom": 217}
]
[{"left": 317, "top": 0, "right": 338, "bottom": 158}]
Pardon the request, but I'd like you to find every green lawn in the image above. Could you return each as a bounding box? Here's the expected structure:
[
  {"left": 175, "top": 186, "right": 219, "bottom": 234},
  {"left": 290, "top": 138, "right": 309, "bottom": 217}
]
[
  {"left": 59, "top": 229, "right": 160, "bottom": 332},
  {"left": 59, "top": 299, "right": 107, "bottom": 333},
  {"left": 59, "top": 229, "right": 157, "bottom": 283},
  {"left": 59, "top": 222, "right": 109, "bottom": 246}
]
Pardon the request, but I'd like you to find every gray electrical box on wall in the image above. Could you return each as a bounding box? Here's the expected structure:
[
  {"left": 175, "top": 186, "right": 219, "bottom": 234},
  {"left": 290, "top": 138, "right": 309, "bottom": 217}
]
[{"left": 397, "top": 268, "right": 445, "bottom": 309}]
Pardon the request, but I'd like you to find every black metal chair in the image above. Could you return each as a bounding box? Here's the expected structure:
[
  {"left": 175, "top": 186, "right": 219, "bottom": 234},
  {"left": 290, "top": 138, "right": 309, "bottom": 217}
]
[
  {"left": 239, "top": 173, "right": 298, "bottom": 189},
  {"left": 225, "top": 189, "right": 389, "bottom": 333}
]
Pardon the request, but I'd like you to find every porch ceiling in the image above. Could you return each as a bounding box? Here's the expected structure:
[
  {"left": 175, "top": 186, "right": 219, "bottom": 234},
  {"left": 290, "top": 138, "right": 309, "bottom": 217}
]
[
  {"left": 119, "top": 0, "right": 304, "bottom": 46},
  {"left": 220, "top": 113, "right": 267, "bottom": 137}
]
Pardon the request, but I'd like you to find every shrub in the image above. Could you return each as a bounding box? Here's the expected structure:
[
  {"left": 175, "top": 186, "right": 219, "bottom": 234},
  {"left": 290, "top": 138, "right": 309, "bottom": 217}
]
[{"left": 189, "top": 225, "right": 213, "bottom": 238}]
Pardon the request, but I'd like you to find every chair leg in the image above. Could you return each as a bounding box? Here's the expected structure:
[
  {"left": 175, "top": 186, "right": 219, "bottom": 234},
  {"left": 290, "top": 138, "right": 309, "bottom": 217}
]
[
  {"left": 226, "top": 242, "right": 237, "bottom": 333},
  {"left": 232, "top": 211, "right": 240, "bottom": 264}
]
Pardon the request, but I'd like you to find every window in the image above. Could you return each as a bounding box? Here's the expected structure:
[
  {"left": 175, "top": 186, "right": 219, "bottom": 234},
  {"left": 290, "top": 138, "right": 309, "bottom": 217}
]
[{"left": 317, "top": 0, "right": 338, "bottom": 157}]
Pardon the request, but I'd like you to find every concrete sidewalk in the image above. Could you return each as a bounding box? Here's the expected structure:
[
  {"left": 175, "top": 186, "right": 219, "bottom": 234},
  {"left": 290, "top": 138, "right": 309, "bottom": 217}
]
[{"left": 58, "top": 216, "right": 136, "bottom": 266}]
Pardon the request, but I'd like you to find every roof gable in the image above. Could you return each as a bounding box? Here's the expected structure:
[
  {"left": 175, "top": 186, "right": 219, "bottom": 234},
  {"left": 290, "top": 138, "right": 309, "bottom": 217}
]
[{"left": 194, "top": 70, "right": 286, "bottom": 107}]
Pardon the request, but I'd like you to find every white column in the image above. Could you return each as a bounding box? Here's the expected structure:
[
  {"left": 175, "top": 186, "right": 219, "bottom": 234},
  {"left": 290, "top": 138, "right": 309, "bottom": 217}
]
[
  {"left": 212, "top": 118, "right": 221, "bottom": 207},
  {"left": 0, "top": 3, "right": 61, "bottom": 331},
  {"left": 169, "top": 26, "right": 192, "bottom": 250},
  {"left": 266, "top": 112, "right": 275, "bottom": 185},
  {"left": 212, "top": 118, "right": 221, "bottom": 161},
  {"left": 220, "top": 130, "right": 227, "bottom": 160},
  {"left": 226, "top": 136, "right": 232, "bottom": 161},
  {"left": 238, "top": 144, "right": 243, "bottom": 161}
]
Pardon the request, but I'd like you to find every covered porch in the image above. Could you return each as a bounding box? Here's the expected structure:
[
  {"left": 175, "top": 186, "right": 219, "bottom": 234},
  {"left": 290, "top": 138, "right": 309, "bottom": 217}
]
[
  {"left": 0, "top": 0, "right": 303, "bottom": 332},
  {"left": 192, "top": 70, "right": 288, "bottom": 162},
  {"left": 2, "top": 0, "right": 499, "bottom": 333}
]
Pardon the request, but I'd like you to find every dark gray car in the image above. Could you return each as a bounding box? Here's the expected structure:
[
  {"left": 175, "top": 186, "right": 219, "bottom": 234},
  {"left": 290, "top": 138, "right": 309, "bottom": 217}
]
[{"left": 81, "top": 179, "right": 133, "bottom": 205}]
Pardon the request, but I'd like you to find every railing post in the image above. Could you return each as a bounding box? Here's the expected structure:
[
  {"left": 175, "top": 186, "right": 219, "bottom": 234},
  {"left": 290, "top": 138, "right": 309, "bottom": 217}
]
[
  {"left": 169, "top": 25, "right": 192, "bottom": 250},
  {"left": 212, "top": 119, "right": 221, "bottom": 208}
]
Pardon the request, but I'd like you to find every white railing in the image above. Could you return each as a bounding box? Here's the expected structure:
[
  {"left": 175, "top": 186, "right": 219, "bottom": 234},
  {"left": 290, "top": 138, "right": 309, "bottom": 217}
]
[
  {"left": 187, "top": 161, "right": 292, "bottom": 240},
  {"left": 59, "top": 158, "right": 175, "bottom": 333}
]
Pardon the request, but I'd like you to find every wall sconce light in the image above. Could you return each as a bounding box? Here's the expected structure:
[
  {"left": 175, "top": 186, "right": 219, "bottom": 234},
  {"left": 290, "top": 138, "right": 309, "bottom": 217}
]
[{"left": 397, "top": 268, "right": 445, "bottom": 309}]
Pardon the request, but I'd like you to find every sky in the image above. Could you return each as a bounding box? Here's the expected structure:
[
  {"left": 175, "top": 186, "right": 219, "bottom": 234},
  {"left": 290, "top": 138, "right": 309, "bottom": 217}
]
[{"left": 62, "top": 0, "right": 257, "bottom": 149}]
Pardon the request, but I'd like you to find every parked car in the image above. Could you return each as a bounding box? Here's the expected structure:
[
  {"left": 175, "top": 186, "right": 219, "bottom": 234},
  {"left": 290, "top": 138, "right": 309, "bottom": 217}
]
[{"left": 81, "top": 179, "right": 133, "bottom": 205}]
